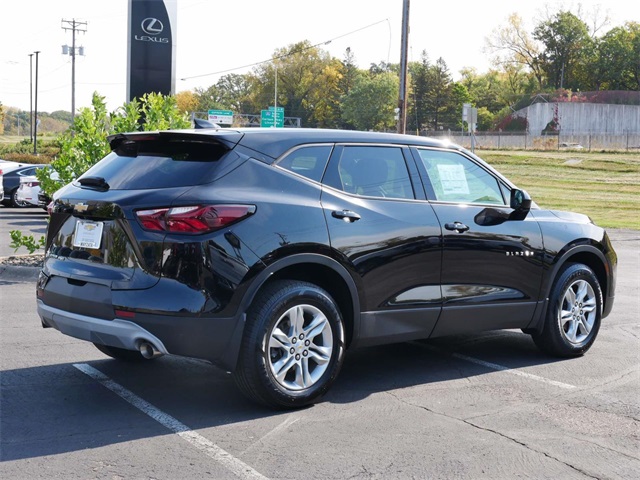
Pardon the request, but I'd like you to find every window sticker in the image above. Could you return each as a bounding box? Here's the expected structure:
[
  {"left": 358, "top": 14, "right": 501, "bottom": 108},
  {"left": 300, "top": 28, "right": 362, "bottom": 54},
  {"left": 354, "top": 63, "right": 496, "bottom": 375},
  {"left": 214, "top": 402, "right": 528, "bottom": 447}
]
[{"left": 437, "top": 163, "right": 469, "bottom": 195}]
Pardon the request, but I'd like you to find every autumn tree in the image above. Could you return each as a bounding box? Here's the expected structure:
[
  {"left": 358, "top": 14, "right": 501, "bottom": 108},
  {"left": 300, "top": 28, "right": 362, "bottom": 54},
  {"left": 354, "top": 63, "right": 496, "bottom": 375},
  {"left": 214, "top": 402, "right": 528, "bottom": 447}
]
[{"left": 485, "top": 13, "right": 546, "bottom": 90}]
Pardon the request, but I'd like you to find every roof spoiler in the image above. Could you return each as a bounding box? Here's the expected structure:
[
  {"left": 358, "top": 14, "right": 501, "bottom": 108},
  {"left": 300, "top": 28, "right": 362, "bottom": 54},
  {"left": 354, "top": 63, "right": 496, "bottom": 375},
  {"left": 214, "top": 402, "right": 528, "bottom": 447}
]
[{"left": 193, "top": 118, "right": 221, "bottom": 129}]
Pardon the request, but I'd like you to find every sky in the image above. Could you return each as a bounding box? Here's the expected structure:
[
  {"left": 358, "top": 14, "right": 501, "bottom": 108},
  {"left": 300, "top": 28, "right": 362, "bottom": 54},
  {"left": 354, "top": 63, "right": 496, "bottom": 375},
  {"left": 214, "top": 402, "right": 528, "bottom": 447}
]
[{"left": 1, "top": 0, "right": 638, "bottom": 114}]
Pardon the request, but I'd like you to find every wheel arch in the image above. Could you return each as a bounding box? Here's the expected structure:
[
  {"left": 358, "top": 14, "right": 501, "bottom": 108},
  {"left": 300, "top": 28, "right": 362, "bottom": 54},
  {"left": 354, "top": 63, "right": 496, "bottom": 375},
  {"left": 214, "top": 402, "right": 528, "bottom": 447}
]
[
  {"left": 240, "top": 254, "right": 361, "bottom": 349},
  {"left": 546, "top": 245, "right": 609, "bottom": 311}
]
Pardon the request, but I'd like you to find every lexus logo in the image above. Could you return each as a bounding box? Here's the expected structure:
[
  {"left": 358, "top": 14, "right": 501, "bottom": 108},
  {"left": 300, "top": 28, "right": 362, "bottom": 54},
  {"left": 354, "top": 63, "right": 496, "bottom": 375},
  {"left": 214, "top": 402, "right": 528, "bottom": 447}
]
[{"left": 141, "top": 17, "right": 164, "bottom": 35}]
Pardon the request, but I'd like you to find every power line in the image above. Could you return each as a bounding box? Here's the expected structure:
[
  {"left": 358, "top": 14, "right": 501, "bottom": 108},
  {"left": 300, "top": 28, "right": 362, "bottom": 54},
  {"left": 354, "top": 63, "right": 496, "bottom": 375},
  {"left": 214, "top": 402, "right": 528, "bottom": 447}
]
[{"left": 180, "top": 18, "right": 389, "bottom": 82}]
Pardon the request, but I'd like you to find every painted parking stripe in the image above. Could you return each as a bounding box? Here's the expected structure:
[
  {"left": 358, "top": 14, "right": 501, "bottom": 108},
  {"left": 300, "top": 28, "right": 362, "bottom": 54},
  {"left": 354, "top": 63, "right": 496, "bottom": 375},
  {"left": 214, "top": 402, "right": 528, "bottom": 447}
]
[
  {"left": 73, "top": 363, "right": 269, "bottom": 480},
  {"left": 412, "top": 343, "right": 578, "bottom": 390}
]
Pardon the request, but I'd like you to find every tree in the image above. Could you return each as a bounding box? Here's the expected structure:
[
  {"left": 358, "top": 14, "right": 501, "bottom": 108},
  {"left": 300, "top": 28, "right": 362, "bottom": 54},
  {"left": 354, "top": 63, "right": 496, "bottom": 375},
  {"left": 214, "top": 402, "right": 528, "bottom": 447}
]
[
  {"left": 594, "top": 22, "right": 640, "bottom": 91},
  {"left": 485, "top": 13, "right": 546, "bottom": 90},
  {"left": 215, "top": 73, "right": 256, "bottom": 114},
  {"left": 175, "top": 90, "right": 199, "bottom": 114},
  {"left": 336, "top": 47, "right": 363, "bottom": 129},
  {"left": 534, "top": 11, "right": 593, "bottom": 90},
  {"left": 0, "top": 102, "right": 5, "bottom": 135},
  {"left": 428, "top": 58, "right": 454, "bottom": 131},
  {"left": 251, "top": 41, "right": 342, "bottom": 127},
  {"left": 341, "top": 72, "right": 398, "bottom": 131},
  {"left": 407, "top": 51, "right": 434, "bottom": 133}
]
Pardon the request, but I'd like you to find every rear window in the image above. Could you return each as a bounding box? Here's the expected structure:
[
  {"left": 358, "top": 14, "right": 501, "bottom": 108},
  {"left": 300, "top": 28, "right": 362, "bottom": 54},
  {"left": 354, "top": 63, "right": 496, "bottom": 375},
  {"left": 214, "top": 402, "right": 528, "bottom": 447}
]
[{"left": 80, "top": 140, "right": 229, "bottom": 189}]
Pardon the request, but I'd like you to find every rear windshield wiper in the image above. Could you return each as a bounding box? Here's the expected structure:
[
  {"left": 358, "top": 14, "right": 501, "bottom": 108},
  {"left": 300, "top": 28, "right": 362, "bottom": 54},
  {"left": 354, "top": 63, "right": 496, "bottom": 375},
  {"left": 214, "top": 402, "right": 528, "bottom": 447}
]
[{"left": 78, "top": 176, "right": 110, "bottom": 191}]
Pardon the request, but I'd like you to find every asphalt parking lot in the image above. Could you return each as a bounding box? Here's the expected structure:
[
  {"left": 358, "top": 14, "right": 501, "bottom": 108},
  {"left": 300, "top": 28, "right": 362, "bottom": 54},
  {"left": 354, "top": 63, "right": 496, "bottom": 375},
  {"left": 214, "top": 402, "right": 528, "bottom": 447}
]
[{"left": 1, "top": 207, "right": 638, "bottom": 479}]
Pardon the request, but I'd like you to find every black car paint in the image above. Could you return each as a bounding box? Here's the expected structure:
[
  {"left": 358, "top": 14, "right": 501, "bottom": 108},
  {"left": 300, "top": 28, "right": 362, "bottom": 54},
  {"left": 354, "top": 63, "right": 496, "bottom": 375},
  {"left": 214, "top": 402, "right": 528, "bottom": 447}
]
[{"left": 38, "top": 128, "right": 616, "bottom": 371}]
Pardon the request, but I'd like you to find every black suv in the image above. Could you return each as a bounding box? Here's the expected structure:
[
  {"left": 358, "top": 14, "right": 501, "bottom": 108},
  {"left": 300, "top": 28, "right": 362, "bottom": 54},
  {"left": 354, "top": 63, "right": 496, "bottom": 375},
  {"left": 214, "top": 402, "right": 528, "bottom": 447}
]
[{"left": 37, "top": 128, "right": 617, "bottom": 408}]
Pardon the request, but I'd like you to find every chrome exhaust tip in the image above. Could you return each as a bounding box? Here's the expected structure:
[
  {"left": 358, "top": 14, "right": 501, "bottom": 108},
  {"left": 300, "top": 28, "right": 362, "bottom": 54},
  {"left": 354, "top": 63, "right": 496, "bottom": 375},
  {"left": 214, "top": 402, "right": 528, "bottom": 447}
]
[{"left": 139, "top": 341, "right": 163, "bottom": 359}]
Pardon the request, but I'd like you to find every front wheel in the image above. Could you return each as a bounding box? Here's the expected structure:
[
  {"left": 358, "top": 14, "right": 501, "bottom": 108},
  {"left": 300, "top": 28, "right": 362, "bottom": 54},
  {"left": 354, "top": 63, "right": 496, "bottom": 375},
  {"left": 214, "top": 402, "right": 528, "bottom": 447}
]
[
  {"left": 532, "top": 263, "right": 602, "bottom": 357},
  {"left": 233, "top": 280, "right": 346, "bottom": 409}
]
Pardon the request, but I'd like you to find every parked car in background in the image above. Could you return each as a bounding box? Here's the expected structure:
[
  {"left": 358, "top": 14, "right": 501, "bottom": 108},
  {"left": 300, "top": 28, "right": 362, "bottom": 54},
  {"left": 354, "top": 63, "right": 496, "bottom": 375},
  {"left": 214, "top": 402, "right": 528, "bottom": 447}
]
[
  {"left": 0, "top": 170, "right": 4, "bottom": 202},
  {"left": 37, "top": 128, "right": 617, "bottom": 408},
  {"left": 15, "top": 167, "right": 60, "bottom": 209},
  {"left": 1, "top": 163, "right": 47, "bottom": 207},
  {"left": 16, "top": 175, "right": 41, "bottom": 207}
]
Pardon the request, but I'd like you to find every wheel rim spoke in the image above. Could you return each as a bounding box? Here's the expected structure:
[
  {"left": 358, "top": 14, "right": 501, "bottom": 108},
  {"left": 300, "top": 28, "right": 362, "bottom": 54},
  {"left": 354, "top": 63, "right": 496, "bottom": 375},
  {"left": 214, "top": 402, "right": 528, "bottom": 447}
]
[
  {"left": 558, "top": 279, "right": 597, "bottom": 345},
  {"left": 267, "top": 303, "right": 334, "bottom": 391}
]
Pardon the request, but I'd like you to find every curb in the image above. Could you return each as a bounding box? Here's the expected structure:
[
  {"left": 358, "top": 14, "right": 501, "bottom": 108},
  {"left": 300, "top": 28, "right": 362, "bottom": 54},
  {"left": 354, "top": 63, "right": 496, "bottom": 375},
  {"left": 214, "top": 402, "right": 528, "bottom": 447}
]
[{"left": 0, "top": 264, "right": 40, "bottom": 282}]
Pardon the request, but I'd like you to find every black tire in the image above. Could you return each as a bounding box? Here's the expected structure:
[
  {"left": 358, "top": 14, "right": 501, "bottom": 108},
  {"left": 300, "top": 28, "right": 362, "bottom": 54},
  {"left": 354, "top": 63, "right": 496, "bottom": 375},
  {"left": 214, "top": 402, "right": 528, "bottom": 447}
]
[
  {"left": 11, "top": 188, "right": 29, "bottom": 208},
  {"left": 93, "top": 343, "right": 149, "bottom": 362},
  {"left": 233, "top": 280, "right": 346, "bottom": 409},
  {"left": 532, "top": 263, "right": 602, "bottom": 357}
]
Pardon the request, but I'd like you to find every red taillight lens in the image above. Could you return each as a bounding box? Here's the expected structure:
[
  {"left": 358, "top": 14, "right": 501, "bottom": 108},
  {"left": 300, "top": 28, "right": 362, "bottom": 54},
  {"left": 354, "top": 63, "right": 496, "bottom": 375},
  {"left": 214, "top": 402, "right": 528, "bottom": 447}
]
[
  {"left": 136, "top": 205, "right": 256, "bottom": 233},
  {"left": 25, "top": 181, "right": 40, "bottom": 187}
]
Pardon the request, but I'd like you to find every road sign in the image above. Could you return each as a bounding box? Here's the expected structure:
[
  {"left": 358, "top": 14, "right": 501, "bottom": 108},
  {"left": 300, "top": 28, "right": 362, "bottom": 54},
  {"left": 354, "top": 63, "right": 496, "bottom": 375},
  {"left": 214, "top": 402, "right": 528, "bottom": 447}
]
[
  {"left": 261, "top": 107, "right": 284, "bottom": 128},
  {"left": 208, "top": 109, "right": 234, "bottom": 125}
]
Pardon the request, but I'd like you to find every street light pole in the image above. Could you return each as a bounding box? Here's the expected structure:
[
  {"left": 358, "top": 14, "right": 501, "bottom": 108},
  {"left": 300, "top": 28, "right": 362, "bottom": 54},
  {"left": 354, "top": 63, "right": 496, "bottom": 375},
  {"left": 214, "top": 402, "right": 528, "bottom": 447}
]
[
  {"left": 29, "top": 53, "right": 33, "bottom": 143},
  {"left": 33, "top": 51, "right": 40, "bottom": 155}
]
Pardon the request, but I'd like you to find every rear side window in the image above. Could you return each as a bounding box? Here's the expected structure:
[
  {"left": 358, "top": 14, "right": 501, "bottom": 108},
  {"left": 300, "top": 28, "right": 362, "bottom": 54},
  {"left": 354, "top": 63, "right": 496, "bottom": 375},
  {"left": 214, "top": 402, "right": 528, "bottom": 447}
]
[
  {"left": 276, "top": 145, "right": 332, "bottom": 182},
  {"left": 80, "top": 141, "right": 229, "bottom": 190},
  {"left": 324, "top": 146, "right": 414, "bottom": 200}
]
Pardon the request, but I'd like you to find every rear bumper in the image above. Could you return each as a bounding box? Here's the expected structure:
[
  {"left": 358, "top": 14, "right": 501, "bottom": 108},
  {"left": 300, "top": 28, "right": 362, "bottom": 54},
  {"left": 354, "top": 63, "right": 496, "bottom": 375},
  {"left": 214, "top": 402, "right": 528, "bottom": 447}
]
[
  {"left": 37, "top": 297, "right": 246, "bottom": 371},
  {"left": 37, "top": 300, "right": 168, "bottom": 354}
]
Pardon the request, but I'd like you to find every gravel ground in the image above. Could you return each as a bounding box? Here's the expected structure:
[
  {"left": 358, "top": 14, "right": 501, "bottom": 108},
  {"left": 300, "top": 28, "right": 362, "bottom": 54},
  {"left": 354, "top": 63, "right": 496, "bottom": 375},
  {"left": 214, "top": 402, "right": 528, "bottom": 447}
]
[{"left": 0, "top": 253, "right": 44, "bottom": 268}]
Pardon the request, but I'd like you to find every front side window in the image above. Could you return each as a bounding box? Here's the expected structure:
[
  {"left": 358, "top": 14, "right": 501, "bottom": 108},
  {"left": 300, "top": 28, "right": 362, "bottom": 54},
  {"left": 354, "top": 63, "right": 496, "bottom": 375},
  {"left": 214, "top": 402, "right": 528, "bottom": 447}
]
[
  {"left": 417, "top": 149, "right": 505, "bottom": 205},
  {"left": 324, "top": 146, "right": 414, "bottom": 200}
]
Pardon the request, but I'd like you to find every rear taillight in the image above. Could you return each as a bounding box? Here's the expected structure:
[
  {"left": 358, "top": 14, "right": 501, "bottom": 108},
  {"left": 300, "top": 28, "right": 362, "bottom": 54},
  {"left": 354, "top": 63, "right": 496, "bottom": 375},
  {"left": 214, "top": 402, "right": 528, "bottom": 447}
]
[
  {"left": 25, "top": 181, "right": 40, "bottom": 187},
  {"left": 135, "top": 205, "right": 256, "bottom": 234}
]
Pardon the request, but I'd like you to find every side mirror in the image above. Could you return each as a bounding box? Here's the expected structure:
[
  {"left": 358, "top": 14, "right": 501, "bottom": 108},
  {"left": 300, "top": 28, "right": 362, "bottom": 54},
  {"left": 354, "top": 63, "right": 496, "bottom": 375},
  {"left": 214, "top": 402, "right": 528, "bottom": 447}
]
[{"left": 510, "top": 189, "right": 532, "bottom": 212}]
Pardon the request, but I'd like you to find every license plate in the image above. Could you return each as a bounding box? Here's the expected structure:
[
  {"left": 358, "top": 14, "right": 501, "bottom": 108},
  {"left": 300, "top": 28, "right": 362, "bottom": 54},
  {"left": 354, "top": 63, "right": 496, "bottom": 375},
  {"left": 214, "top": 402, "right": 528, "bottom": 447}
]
[{"left": 73, "top": 220, "right": 104, "bottom": 249}]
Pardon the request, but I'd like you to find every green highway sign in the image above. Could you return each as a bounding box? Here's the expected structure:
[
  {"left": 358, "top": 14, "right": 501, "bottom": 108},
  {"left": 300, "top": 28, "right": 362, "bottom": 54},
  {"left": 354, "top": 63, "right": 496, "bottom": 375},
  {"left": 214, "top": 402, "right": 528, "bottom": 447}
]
[{"left": 261, "top": 107, "right": 284, "bottom": 128}]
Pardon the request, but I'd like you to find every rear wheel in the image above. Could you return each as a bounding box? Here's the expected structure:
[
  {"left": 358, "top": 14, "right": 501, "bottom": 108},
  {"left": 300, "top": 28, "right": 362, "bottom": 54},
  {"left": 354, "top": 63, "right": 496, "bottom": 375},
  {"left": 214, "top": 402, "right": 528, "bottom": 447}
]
[
  {"left": 93, "top": 343, "right": 149, "bottom": 362},
  {"left": 532, "top": 263, "right": 602, "bottom": 357},
  {"left": 234, "top": 280, "right": 346, "bottom": 409},
  {"left": 11, "top": 188, "right": 29, "bottom": 208}
]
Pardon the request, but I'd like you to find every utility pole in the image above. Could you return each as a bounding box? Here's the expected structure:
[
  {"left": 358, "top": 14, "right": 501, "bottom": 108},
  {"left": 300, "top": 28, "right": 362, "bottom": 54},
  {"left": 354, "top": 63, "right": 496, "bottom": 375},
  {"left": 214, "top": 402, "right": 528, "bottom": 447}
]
[
  {"left": 397, "top": 0, "right": 410, "bottom": 134},
  {"left": 29, "top": 53, "right": 33, "bottom": 143},
  {"left": 61, "top": 18, "right": 87, "bottom": 126},
  {"left": 33, "top": 51, "right": 40, "bottom": 155}
]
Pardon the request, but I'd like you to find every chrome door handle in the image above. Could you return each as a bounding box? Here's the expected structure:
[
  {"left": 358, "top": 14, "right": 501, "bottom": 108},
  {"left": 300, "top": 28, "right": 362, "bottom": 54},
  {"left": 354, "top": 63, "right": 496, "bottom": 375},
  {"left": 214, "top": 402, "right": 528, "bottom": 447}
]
[
  {"left": 445, "top": 222, "right": 469, "bottom": 233},
  {"left": 332, "top": 210, "right": 361, "bottom": 222}
]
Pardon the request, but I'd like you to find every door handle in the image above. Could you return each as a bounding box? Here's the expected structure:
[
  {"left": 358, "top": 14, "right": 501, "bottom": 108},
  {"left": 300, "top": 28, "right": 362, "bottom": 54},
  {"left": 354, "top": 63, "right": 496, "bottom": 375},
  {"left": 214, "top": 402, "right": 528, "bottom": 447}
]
[
  {"left": 444, "top": 221, "right": 470, "bottom": 233},
  {"left": 332, "top": 210, "right": 361, "bottom": 222}
]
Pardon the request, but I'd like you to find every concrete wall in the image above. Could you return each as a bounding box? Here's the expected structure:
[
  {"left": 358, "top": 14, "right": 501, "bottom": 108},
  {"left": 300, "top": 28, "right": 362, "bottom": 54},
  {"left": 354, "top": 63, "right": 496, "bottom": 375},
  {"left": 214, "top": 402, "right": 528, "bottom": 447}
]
[{"left": 516, "top": 103, "right": 640, "bottom": 135}]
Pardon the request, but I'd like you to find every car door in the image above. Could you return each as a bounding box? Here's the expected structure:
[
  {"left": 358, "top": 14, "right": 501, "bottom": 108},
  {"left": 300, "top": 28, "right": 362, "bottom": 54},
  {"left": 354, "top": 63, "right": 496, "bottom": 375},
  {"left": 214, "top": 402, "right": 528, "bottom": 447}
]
[
  {"left": 411, "top": 147, "right": 544, "bottom": 337},
  {"left": 320, "top": 144, "right": 443, "bottom": 347}
]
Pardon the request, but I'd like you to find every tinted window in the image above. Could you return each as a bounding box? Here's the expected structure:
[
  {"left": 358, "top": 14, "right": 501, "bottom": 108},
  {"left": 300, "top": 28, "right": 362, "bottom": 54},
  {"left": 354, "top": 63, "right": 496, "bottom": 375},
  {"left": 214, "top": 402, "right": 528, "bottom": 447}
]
[
  {"left": 276, "top": 145, "right": 332, "bottom": 182},
  {"left": 324, "top": 146, "right": 414, "bottom": 199},
  {"left": 418, "top": 149, "right": 505, "bottom": 205},
  {"left": 80, "top": 141, "right": 229, "bottom": 190}
]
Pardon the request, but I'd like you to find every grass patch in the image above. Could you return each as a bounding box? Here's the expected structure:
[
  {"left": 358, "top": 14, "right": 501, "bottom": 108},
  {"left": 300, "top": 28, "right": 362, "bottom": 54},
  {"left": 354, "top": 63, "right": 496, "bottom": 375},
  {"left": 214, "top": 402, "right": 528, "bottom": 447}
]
[{"left": 479, "top": 150, "right": 640, "bottom": 230}]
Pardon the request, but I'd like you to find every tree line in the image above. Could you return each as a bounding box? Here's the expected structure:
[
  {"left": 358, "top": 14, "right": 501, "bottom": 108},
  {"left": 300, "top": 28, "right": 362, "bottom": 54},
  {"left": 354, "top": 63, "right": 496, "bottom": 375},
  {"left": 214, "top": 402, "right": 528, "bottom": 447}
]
[{"left": 175, "top": 10, "right": 639, "bottom": 133}]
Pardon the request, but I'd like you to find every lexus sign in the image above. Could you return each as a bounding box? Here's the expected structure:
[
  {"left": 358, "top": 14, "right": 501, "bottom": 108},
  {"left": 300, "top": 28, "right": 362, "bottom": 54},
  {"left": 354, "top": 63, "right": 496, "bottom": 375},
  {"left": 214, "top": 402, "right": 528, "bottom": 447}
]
[{"left": 127, "top": 0, "right": 177, "bottom": 101}]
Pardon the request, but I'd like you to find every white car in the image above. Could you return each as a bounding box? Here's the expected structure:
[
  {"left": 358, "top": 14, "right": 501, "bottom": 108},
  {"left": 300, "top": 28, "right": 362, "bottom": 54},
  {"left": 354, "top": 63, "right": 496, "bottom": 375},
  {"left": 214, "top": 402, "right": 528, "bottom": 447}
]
[{"left": 16, "top": 175, "right": 41, "bottom": 207}]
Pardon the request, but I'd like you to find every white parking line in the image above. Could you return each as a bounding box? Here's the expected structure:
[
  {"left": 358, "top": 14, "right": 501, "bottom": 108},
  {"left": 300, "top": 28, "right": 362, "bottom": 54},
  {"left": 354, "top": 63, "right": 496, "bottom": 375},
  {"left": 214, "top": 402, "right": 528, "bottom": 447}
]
[
  {"left": 412, "top": 343, "right": 578, "bottom": 390},
  {"left": 73, "top": 363, "right": 269, "bottom": 480}
]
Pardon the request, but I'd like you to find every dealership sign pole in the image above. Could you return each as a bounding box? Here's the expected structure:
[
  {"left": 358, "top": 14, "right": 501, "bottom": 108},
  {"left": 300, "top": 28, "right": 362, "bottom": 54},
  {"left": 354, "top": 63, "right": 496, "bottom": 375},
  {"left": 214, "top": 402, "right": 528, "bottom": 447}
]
[{"left": 127, "top": 0, "right": 177, "bottom": 102}]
